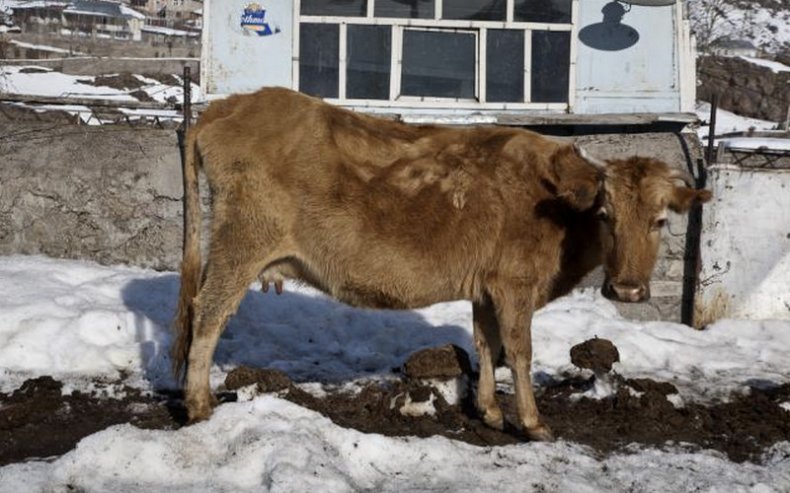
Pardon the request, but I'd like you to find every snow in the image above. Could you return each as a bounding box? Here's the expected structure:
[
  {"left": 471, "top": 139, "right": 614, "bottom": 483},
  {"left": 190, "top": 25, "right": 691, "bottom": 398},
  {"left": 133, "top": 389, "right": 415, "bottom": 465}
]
[
  {"left": 142, "top": 25, "right": 200, "bottom": 37},
  {"left": 740, "top": 56, "right": 790, "bottom": 74},
  {"left": 0, "top": 65, "right": 201, "bottom": 123},
  {"left": 8, "top": 39, "right": 82, "bottom": 55},
  {"left": 689, "top": 2, "right": 790, "bottom": 55},
  {"left": 695, "top": 101, "right": 779, "bottom": 140},
  {"left": 719, "top": 137, "right": 790, "bottom": 152},
  {"left": 0, "top": 255, "right": 789, "bottom": 491}
]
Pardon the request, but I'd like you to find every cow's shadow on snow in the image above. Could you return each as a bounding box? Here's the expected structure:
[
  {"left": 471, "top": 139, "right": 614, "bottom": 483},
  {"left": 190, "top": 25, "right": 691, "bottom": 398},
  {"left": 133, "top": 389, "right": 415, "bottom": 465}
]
[{"left": 121, "top": 275, "right": 472, "bottom": 392}]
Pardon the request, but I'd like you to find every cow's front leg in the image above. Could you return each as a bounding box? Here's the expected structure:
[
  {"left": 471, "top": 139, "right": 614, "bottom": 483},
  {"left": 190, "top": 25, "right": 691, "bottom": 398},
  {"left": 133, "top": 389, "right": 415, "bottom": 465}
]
[
  {"left": 473, "top": 297, "right": 504, "bottom": 430},
  {"left": 489, "top": 284, "right": 554, "bottom": 442}
]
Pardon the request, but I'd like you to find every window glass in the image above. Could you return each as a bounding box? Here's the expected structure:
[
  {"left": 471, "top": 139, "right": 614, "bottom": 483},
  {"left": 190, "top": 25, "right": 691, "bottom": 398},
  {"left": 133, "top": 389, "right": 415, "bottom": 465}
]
[
  {"left": 347, "top": 25, "right": 391, "bottom": 100},
  {"left": 531, "top": 31, "right": 570, "bottom": 103},
  {"left": 301, "top": 0, "right": 367, "bottom": 17},
  {"left": 514, "top": 0, "right": 571, "bottom": 23},
  {"left": 299, "top": 23, "right": 339, "bottom": 98},
  {"left": 443, "top": 0, "right": 505, "bottom": 21},
  {"left": 401, "top": 29, "right": 476, "bottom": 99},
  {"left": 375, "top": 0, "right": 434, "bottom": 18},
  {"left": 486, "top": 29, "right": 524, "bottom": 103}
]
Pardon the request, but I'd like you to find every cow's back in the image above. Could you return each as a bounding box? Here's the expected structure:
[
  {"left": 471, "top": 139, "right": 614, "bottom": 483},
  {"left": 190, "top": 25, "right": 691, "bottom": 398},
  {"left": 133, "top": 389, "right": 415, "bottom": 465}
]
[{"left": 192, "top": 88, "right": 564, "bottom": 308}]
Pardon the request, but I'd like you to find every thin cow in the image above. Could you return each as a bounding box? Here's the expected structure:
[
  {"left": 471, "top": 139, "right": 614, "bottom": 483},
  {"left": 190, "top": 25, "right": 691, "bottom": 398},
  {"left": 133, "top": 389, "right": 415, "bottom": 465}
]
[{"left": 173, "top": 87, "right": 711, "bottom": 441}]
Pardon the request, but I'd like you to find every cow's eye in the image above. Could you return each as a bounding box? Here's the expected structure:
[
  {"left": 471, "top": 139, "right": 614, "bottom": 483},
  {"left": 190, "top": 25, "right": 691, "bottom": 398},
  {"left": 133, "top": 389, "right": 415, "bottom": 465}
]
[
  {"left": 654, "top": 218, "right": 667, "bottom": 229},
  {"left": 596, "top": 208, "right": 609, "bottom": 221}
]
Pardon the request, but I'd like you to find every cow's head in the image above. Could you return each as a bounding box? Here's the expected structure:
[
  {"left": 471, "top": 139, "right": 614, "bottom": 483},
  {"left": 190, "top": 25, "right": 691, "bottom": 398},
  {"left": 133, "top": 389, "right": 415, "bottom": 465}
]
[
  {"left": 553, "top": 145, "right": 712, "bottom": 303},
  {"left": 594, "top": 153, "right": 712, "bottom": 302}
]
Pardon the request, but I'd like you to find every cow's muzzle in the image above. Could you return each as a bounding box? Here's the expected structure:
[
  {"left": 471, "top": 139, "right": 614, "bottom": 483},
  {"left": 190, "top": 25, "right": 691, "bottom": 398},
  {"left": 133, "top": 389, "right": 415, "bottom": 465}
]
[{"left": 602, "top": 281, "right": 650, "bottom": 303}]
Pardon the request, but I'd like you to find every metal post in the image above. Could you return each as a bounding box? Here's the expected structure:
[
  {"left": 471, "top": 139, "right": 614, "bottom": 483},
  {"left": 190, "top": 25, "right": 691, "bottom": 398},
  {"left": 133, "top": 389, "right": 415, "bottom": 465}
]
[
  {"left": 705, "top": 93, "right": 718, "bottom": 164},
  {"left": 176, "top": 66, "right": 192, "bottom": 170},
  {"left": 177, "top": 66, "right": 193, "bottom": 254},
  {"left": 681, "top": 94, "right": 717, "bottom": 328}
]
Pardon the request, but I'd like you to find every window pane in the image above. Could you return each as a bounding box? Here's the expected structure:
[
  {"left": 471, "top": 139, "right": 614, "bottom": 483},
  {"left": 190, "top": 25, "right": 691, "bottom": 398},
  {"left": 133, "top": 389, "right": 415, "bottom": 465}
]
[
  {"left": 300, "top": 23, "right": 339, "bottom": 98},
  {"left": 347, "top": 25, "right": 391, "bottom": 100},
  {"left": 486, "top": 29, "right": 523, "bottom": 103},
  {"left": 443, "top": 0, "right": 505, "bottom": 21},
  {"left": 531, "top": 31, "right": 570, "bottom": 103},
  {"left": 375, "top": 0, "right": 434, "bottom": 18},
  {"left": 514, "top": 0, "right": 571, "bottom": 23},
  {"left": 301, "top": 0, "right": 367, "bottom": 16},
  {"left": 401, "top": 30, "right": 476, "bottom": 99}
]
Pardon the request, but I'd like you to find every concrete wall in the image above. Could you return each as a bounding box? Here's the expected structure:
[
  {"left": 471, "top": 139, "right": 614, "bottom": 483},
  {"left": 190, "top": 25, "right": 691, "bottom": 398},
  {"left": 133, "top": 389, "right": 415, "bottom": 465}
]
[
  {"left": 696, "top": 147, "right": 790, "bottom": 324},
  {"left": 0, "top": 119, "right": 703, "bottom": 322},
  {"left": 3, "top": 32, "right": 199, "bottom": 59},
  {"left": 0, "top": 122, "right": 183, "bottom": 270}
]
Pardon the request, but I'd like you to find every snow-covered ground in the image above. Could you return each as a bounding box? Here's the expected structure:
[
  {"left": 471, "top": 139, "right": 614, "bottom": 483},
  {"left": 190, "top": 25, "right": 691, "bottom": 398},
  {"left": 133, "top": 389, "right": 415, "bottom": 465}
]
[
  {"left": 0, "top": 65, "right": 199, "bottom": 124},
  {"left": 695, "top": 101, "right": 780, "bottom": 140},
  {"left": 0, "top": 255, "right": 789, "bottom": 492}
]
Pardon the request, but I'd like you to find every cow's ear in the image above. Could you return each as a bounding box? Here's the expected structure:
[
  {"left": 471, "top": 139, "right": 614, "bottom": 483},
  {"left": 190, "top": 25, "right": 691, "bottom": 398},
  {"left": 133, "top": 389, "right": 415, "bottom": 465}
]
[
  {"left": 551, "top": 144, "right": 602, "bottom": 210},
  {"left": 669, "top": 187, "right": 712, "bottom": 213}
]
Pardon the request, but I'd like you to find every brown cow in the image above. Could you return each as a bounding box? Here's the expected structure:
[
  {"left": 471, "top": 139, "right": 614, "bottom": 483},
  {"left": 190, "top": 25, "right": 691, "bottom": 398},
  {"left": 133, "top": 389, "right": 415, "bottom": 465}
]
[{"left": 173, "top": 87, "right": 711, "bottom": 440}]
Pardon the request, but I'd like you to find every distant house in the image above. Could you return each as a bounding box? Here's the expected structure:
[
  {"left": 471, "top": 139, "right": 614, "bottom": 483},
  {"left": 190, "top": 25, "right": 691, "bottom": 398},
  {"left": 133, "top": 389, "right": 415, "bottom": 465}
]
[
  {"left": 709, "top": 38, "right": 758, "bottom": 58},
  {"left": 7, "top": 0, "right": 145, "bottom": 41},
  {"left": 62, "top": 0, "right": 145, "bottom": 40},
  {"left": 141, "top": 23, "right": 198, "bottom": 45},
  {"left": 132, "top": 0, "right": 201, "bottom": 22}
]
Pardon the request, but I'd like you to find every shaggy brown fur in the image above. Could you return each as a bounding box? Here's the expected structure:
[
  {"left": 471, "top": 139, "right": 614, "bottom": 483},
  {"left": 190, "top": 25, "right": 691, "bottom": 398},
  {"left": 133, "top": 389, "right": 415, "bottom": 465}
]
[{"left": 173, "top": 87, "right": 711, "bottom": 440}]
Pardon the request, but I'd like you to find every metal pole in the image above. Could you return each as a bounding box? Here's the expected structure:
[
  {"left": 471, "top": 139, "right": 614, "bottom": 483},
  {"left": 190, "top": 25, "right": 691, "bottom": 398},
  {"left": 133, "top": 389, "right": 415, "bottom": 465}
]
[
  {"left": 681, "top": 94, "right": 718, "bottom": 328},
  {"left": 177, "top": 66, "right": 193, "bottom": 254},
  {"left": 183, "top": 66, "right": 192, "bottom": 132},
  {"left": 705, "top": 93, "right": 718, "bottom": 164}
]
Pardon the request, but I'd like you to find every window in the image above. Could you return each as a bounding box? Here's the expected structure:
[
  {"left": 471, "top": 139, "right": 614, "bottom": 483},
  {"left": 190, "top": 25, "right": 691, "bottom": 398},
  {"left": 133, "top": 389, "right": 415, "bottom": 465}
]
[
  {"left": 297, "top": 0, "right": 576, "bottom": 108},
  {"left": 486, "top": 29, "right": 523, "bottom": 103},
  {"left": 299, "top": 23, "right": 339, "bottom": 98},
  {"left": 347, "top": 25, "right": 391, "bottom": 100},
  {"left": 401, "top": 29, "right": 476, "bottom": 99}
]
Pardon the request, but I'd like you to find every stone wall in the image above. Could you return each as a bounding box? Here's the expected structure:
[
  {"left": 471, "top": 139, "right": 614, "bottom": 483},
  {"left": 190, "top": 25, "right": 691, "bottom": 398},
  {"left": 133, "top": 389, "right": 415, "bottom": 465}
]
[
  {"left": 0, "top": 120, "right": 704, "bottom": 322},
  {"left": 698, "top": 55, "right": 790, "bottom": 124}
]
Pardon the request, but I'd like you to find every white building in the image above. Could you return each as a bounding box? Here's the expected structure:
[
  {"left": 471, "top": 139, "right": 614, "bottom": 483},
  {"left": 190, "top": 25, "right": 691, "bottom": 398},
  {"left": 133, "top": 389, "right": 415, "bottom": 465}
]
[{"left": 200, "top": 0, "right": 695, "bottom": 124}]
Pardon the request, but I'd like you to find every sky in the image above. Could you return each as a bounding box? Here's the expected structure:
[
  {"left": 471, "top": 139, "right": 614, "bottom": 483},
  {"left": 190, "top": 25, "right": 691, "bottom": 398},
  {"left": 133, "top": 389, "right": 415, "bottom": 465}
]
[{"left": 0, "top": 255, "right": 789, "bottom": 492}]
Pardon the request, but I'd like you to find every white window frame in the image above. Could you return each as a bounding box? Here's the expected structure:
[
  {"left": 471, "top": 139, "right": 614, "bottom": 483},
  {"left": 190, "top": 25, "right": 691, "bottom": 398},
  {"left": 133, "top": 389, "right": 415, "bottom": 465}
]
[
  {"left": 292, "top": 0, "right": 577, "bottom": 111},
  {"left": 395, "top": 26, "right": 479, "bottom": 104}
]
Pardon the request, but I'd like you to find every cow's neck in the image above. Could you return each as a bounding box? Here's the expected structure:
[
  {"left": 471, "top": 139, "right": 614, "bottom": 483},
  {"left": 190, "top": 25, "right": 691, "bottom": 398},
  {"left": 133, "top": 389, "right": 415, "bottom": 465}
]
[{"left": 546, "top": 207, "right": 604, "bottom": 304}]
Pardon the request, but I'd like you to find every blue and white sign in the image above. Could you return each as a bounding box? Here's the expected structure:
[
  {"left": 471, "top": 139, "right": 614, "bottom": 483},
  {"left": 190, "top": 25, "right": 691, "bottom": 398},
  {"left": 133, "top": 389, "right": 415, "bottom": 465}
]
[{"left": 240, "top": 3, "right": 279, "bottom": 36}]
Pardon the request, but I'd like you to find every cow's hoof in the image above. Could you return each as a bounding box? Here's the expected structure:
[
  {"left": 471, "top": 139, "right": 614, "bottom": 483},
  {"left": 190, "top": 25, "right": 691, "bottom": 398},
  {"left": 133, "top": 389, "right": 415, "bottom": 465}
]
[
  {"left": 185, "top": 396, "right": 217, "bottom": 424},
  {"left": 525, "top": 423, "right": 554, "bottom": 442},
  {"left": 482, "top": 409, "right": 504, "bottom": 431}
]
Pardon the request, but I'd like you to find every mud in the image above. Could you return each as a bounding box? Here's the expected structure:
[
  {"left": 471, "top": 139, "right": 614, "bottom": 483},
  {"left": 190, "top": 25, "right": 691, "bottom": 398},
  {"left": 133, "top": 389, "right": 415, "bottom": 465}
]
[{"left": 3, "top": 350, "right": 790, "bottom": 466}]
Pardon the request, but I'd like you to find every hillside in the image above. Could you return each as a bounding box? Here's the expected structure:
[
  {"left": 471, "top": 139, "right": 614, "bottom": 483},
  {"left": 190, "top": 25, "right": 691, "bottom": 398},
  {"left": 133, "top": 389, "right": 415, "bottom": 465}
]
[{"left": 688, "top": 0, "right": 790, "bottom": 55}]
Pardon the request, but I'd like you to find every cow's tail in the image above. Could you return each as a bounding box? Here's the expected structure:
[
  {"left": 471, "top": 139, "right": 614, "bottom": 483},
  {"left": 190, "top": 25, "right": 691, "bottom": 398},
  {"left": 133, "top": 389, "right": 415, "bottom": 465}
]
[{"left": 172, "top": 125, "right": 202, "bottom": 383}]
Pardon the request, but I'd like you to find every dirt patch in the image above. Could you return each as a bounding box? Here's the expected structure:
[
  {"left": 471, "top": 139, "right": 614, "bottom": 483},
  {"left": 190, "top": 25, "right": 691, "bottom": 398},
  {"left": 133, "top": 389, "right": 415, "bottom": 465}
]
[
  {"left": 79, "top": 73, "right": 146, "bottom": 91},
  {"left": 0, "top": 377, "right": 179, "bottom": 465},
  {"left": 570, "top": 338, "right": 619, "bottom": 373},
  {"left": 0, "top": 103, "right": 78, "bottom": 124},
  {"left": 142, "top": 72, "right": 181, "bottom": 87},
  {"left": 3, "top": 357, "right": 790, "bottom": 465},
  {"left": 18, "top": 67, "right": 51, "bottom": 74}
]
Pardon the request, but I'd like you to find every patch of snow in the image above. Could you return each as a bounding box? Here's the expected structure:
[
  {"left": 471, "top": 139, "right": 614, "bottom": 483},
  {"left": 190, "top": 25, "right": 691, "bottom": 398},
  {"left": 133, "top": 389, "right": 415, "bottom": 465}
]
[
  {"left": 695, "top": 101, "right": 779, "bottom": 140},
  {"left": 740, "top": 56, "right": 790, "bottom": 74},
  {"left": 719, "top": 137, "right": 790, "bottom": 152}
]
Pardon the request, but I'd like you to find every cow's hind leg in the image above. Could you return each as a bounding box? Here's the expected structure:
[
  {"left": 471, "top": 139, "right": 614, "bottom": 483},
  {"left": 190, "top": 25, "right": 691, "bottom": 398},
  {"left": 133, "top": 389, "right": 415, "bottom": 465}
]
[
  {"left": 473, "top": 298, "right": 504, "bottom": 430},
  {"left": 184, "top": 250, "right": 266, "bottom": 423}
]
